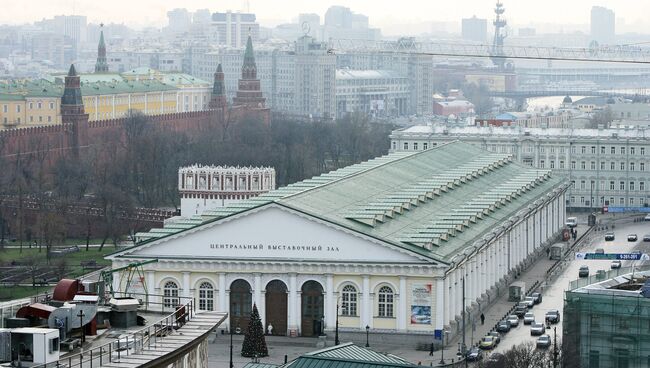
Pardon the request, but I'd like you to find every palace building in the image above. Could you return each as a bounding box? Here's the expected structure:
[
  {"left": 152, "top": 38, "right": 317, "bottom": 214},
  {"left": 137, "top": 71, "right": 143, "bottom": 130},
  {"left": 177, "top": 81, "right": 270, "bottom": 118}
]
[{"left": 108, "top": 142, "right": 567, "bottom": 343}]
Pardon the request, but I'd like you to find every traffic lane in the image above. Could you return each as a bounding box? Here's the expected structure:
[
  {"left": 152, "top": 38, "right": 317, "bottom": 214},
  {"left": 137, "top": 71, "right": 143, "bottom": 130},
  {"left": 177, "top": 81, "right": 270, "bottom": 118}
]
[{"left": 489, "top": 222, "right": 646, "bottom": 354}]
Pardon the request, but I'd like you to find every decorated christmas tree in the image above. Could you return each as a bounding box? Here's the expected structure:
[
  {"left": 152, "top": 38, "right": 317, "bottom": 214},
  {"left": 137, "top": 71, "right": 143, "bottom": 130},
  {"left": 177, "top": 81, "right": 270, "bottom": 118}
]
[{"left": 241, "top": 303, "right": 268, "bottom": 357}]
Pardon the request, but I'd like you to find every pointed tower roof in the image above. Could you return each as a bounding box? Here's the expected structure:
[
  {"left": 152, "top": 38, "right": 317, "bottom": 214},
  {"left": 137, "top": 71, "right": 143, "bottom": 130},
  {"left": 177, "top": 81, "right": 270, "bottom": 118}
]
[
  {"left": 62, "top": 64, "right": 83, "bottom": 107},
  {"left": 243, "top": 35, "right": 256, "bottom": 68},
  {"left": 216, "top": 63, "right": 223, "bottom": 73},
  {"left": 95, "top": 23, "right": 109, "bottom": 73},
  {"left": 68, "top": 63, "right": 77, "bottom": 76},
  {"left": 212, "top": 63, "right": 225, "bottom": 96}
]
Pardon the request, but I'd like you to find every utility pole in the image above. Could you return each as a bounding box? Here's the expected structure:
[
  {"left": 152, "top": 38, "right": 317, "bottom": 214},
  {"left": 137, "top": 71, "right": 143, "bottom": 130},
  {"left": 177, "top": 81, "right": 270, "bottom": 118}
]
[
  {"left": 462, "top": 277, "right": 467, "bottom": 368},
  {"left": 553, "top": 326, "right": 558, "bottom": 368},
  {"left": 229, "top": 324, "right": 234, "bottom": 368},
  {"left": 335, "top": 303, "right": 340, "bottom": 345}
]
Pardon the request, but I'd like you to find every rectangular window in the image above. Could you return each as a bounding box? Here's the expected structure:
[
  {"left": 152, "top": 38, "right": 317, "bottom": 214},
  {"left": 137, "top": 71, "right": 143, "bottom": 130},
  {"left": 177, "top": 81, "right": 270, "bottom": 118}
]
[
  {"left": 403, "top": 142, "right": 408, "bottom": 150},
  {"left": 631, "top": 162, "right": 635, "bottom": 171},
  {"left": 591, "top": 146, "right": 596, "bottom": 154},
  {"left": 642, "top": 147, "right": 646, "bottom": 155},
  {"left": 413, "top": 142, "right": 418, "bottom": 150},
  {"left": 600, "top": 161, "right": 605, "bottom": 170},
  {"left": 611, "top": 147, "right": 616, "bottom": 154},
  {"left": 611, "top": 162, "right": 615, "bottom": 170},
  {"left": 621, "top": 162, "right": 625, "bottom": 170},
  {"left": 49, "top": 102, "right": 54, "bottom": 109},
  {"left": 392, "top": 141, "right": 396, "bottom": 150},
  {"left": 29, "top": 116, "right": 33, "bottom": 122},
  {"left": 631, "top": 147, "right": 636, "bottom": 155},
  {"left": 571, "top": 180, "right": 576, "bottom": 189},
  {"left": 37, "top": 102, "right": 42, "bottom": 109},
  {"left": 601, "top": 146, "right": 606, "bottom": 154},
  {"left": 641, "top": 162, "right": 646, "bottom": 171},
  {"left": 16, "top": 105, "right": 20, "bottom": 113},
  {"left": 580, "top": 180, "right": 586, "bottom": 190},
  {"left": 571, "top": 146, "right": 576, "bottom": 154},
  {"left": 571, "top": 161, "right": 576, "bottom": 170},
  {"left": 620, "top": 197, "right": 625, "bottom": 205},
  {"left": 47, "top": 116, "right": 52, "bottom": 122},
  {"left": 423, "top": 143, "right": 428, "bottom": 150},
  {"left": 620, "top": 181, "right": 625, "bottom": 190},
  {"left": 550, "top": 161, "right": 555, "bottom": 169},
  {"left": 630, "top": 182, "right": 635, "bottom": 191},
  {"left": 49, "top": 337, "right": 59, "bottom": 353},
  {"left": 621, "top": 147, "right": 626, "bottom": 155},
  {"left": 559, "top": 160, "right": 565, "bottom": 169},
  {"left": 630, "top": 198, "right": 635, "bottom": 206},
  {"left": 3, "top": 105, "right": 7, "bottom": 113},
  {"left": 590, "top": 161, "right": 595, "bottom": 170},
  {"left": 581, "top": 161, "right": 586, "bottom": 170},
  {"left": 610, "top": 181, "right": 615, "bottom": 190},
  {"left": 540, "top": 160, "right": 545, "bottom": 168},
  {"left": 641, "top": 182, "right": 645, "bottom": 191},
  {"left": 29, "top": 102, "right": 33, "bottom": 109},
  {"left": 581, "top": 146, "right": 586, "bottom": 154}
]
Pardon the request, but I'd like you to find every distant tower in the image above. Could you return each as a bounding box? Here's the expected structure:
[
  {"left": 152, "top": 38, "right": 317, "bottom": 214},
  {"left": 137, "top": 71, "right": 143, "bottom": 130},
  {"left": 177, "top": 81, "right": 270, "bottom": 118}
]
[
  {"left": 209, "top": 64, "right": 227, "bottom": 109},
  {"left": 491, "top": 1, "right": 507, "bottom": 70},
  {"left": 95, "top": 23, "right": 109, "bottom": 73},
  {"left": 61, "top": 64, "right": 89, "bottom": 156},
  {"left": 232, "top": 35, "right": 266, "bottom": 108}
]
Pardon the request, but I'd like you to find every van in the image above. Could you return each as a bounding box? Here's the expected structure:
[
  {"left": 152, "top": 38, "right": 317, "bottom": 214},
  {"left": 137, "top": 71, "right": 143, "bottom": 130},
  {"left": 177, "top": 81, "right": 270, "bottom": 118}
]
[{"left": 565, "top": 217, "right": 578, "bottom": 228}]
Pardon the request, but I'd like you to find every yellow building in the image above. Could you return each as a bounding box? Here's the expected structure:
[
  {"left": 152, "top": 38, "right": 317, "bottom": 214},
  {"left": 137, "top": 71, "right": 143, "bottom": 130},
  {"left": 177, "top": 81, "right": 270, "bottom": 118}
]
[{"left": 0, "top": 69, "right": 211, "bottom": 129}]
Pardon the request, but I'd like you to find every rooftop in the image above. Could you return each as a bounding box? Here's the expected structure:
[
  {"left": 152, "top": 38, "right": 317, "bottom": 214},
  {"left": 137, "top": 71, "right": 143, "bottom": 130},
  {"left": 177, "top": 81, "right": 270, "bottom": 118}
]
[
  {"left": 126, "top": 142, "right": 564, "bottom": 264},
  {"left": 336, "top": 69, "right": 407, "bottom": 80},
  {"left": 570, "top": 268, "right": 650, "bottom": 299}
]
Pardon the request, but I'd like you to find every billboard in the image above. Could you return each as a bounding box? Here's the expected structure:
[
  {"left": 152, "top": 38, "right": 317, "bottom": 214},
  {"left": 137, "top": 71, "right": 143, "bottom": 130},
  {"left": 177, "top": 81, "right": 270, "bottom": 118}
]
[{"left": 410, "top": 283, "right": 432, "bottom": 325}]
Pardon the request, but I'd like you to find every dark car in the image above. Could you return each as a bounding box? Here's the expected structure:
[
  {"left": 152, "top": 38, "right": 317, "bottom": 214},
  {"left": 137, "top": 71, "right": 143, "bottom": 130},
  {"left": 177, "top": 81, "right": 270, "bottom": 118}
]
[
  {"left": 643, "top": 234, "right": 650, "bottom": 242},
  {"left": 496, "top": 320, "right": 511, "bottom": 333},
  {"left": 466, "top": 346, "right": 483, "bottom": 362},
  {"left": 537, "top": 334, "right": 551, "bottom": 349},
  {"left": 545, "top": 310, "right": 560, "bottom": 324},
  {"left": 487, "top": 352, "right": 505, "bottom": 364},
  {"left": 578, "top": 265, "right": 589, "bottom": 278},
  {"left": 605, "top": 232, "right": 615, "bottom": 241},
  {"left": 514, "top": 302, "right": 529, "bottom": 317},
  {"left": 531, "top": 292, "right": 543, "bottom": 304}
]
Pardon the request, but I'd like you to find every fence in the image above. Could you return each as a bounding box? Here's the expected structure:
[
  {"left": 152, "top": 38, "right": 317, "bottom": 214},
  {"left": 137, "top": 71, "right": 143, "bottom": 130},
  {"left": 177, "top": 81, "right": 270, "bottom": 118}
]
[{"left": 32, "top": 293, "right": 196, "bottom": 368}]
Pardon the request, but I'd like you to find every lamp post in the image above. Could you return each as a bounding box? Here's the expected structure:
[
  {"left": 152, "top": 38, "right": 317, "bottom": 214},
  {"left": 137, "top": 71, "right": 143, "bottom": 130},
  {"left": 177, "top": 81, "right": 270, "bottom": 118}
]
[
  {"left": 335, "top": 303, "right": 340, "bottom": 345},
  {"left": 439, "top": 330, "right": 447, "bottom": 365},
  {"left": 229, "top": 323, "right": 234, "bottom": 368},
  {"left": 365, "top": 325, "right": 370, "bottom": 347},
  {"left": 77, "top": 310, "right": 85, "bottom": 343},
  {"left": 552, "top": 326, "right": 558, "bottom": 368}
]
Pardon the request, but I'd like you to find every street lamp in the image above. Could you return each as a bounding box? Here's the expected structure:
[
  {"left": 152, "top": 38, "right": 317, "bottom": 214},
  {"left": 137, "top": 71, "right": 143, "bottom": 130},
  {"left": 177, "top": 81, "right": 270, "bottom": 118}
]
[
  {"left": 365, "top": 325, "right": 370, "bottom": 347},
  {"left": 335, "top": 303, "right": 340, "bottom": 345},
  {"left": 439, "top": 330, "right": 448, "bottom": 365}
]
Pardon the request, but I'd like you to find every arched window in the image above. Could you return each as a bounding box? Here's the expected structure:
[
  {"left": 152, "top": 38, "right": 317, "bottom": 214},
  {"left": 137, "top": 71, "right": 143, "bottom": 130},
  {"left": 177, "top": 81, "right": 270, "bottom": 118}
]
[
  {"left": 341, "top": 285, "right": 357, "bottom": 316},
  {"left": 163, "top": 281, "right": 179, "bottom": 308},
  {"left": 378, "top": 286, "right": 394, "bottom": 317},
  {"left": 198, "top": 282, "right": 214, "bottom": 311}
]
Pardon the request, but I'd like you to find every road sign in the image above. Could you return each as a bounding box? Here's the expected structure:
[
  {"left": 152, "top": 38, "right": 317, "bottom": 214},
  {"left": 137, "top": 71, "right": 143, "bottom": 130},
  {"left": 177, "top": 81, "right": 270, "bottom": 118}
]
[
  {"left": 434, "top": 329, "right": 442, "bottom": 340},
  {"left": 575, "top": 252, "right": 650, "bottom": 261}
]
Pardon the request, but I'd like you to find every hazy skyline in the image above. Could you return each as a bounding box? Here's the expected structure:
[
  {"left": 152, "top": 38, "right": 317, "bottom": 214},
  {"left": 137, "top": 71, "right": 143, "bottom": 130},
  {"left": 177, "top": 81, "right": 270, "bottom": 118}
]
[{"left": 2, "top": 0, "right": 649, "bottom": 34}]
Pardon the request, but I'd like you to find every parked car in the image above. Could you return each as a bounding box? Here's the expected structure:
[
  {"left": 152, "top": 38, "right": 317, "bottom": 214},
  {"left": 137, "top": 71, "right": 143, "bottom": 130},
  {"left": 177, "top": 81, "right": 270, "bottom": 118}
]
[
  {"left": 565, "top": 217, "right": 578, "bottom": 228},
  {"left": 595, "top": 248, "right": 604, "bottom": 254},
  {"left": 611, "top": 260, "right": 622, "bottom": 269},
  {"left": 466, "top": 346, "right": 483, "bottom": 362},
  {"left": 643, "top": 234, "right": 650, "bottom": 242},
  {"left": 531, "top": 292, "right": 542, "bottom": 304},
  {"left": 514, "top": 302, "right": 529, "bottom": 317},
  {"left": 507, "top": 314, "right": 519, "bottom": 327},
  {"left": 628, "top": 234, "right": 638, "bottom": 242},
  {"left": 479, "top": 336, "right": 497, "bottom": 350},
  {"left": 545, "top": 310, "right": 561, "bottom": 324},
  {"left": 644, "top": 213, "right": 650, "bottom": 221},
  {"left": 523, "top": 312, "right": 535, "bottom": 325},
  {"left": 497, "top": 320, "right": 511, "bottom": 333},
  {"left": 487, "top": 353, "right": 504, "bottom": 364},
  {"left": 605, "top": 232, "right": 615, "bottom": 241},
  {"left": 530, "top": 322, "right": 545, "bottom": 336},
  {"left": 488, "top": 331, "right": 501, "bottom": 345},
  {"left": 524, "top": 296, "right": 536, "bottom": 308},
  {"left": 537, "top": 334, "right": 552, "bottom": 348},
  {"left": 578, "top": 265, "right": 589, "bottom": 277}
]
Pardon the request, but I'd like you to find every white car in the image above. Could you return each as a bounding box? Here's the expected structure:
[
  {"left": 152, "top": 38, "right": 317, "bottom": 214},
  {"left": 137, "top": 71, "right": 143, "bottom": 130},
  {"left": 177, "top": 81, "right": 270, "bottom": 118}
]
[
  {"left": 506, "top": 314, "right": 519, "bottom": 327},
  {"left": 628, "top": 234, "right": 638, "bottom": 242},
  {"left": 523, "top": 312, "right": 535, "bottom": 325},
  {"left": 530, "top": 322, "right": 545, "bottom": 336},
  {"left": 524, "top": 296, "right": 536, "bottom": 308},
  {"left": 644, "top": 214, "right": 650, "bottom": 221}
]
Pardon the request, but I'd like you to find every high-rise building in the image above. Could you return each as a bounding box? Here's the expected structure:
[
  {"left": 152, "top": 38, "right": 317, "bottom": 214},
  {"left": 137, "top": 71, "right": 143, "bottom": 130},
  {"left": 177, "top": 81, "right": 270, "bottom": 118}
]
[
  {"left": 591, "top": 6, "right": 615, "bottom": 44},
  {"left": 167, "top": 8, "right": 192, "bottom": 35},
  {"left": 31, "top": 32, "right": 65, "bottom": 68},
  {"left": 294, "top": 35, "right": 336, "bottom": 118},
  {"left": 36, "top": 15, "right": 87, "bottom": 61},
  {"left": 461, "top": 16, "right": 487, "bottom": 43},
  {"left": 323, "top": 6, "right": 380, "bottom": 41},
  {"left": 211, "top": 12, "right": 260, "bottom": 48}
]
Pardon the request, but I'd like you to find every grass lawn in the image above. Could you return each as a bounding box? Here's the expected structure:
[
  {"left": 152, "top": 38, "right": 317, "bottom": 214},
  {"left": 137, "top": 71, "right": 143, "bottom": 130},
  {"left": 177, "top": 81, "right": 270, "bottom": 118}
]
[
  {"left": 0, "top": 246, "right": 117, "bottom": 267},
  {"left": 0, "top": 285, "right": 51, "bottom": 301}
]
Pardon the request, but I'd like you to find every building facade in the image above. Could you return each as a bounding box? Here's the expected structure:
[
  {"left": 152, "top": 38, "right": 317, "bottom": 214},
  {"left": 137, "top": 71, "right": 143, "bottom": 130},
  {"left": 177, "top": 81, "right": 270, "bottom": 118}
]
[
  {"left": 461, "top": 16, "right": 487, "bottom": 43},
  {"left": 335, "top": 69, "right": 409, "bottom": 118},
  {"left": 114, "top": 142, "right": 566, "bottom": 344},
  {"left": 390, "top": 124, "right": 650, "bottom": 210},
  {"left": 178, "top": 165, "right": 275, "bottom": 216},
  {"left": 210, "top": 12, "right": 260, "bottom": 48},
  {"left": 564, "top": 268, "right": 650, "bottom": 368}
]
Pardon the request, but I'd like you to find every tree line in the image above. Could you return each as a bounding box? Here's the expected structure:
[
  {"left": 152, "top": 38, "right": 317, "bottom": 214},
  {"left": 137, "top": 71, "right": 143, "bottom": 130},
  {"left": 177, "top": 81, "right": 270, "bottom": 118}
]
[{"left": 0, "top": 112, "right": 393, "bottom": 251}]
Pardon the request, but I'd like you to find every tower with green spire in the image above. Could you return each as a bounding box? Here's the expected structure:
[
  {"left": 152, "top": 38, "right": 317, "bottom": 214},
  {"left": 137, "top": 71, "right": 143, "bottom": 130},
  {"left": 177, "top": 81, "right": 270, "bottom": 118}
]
[
  {"left": 233, "top": 35, "right": 266, "bottom": 108},
  {"left": 61, "top": 64, "right": 89, "bottom": 156},
  {"left": 95, "top": 23, "right": 109, "bottom": 73},
  {"left": 209, "top": 63, "right": 227, "bottom": 110}
]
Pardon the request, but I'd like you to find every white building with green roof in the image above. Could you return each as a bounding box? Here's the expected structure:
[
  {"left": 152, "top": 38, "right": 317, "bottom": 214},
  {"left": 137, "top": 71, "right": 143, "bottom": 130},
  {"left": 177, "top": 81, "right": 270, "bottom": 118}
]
[{"left": 107, "top": 141, "right": 567, "bottom": 343}]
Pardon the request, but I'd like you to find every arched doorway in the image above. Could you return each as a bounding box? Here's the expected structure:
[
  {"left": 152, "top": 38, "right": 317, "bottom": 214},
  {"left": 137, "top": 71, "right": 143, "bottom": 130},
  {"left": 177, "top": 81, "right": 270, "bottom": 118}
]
[
  {"left": 301, "top": 280, "right": 324, "bottom": 337},
  {"left": 265, "top": 280, "right": 288, "bottom": 336},
  {"left": 229, "top": 279, "right": 252, "bottom": 333}
]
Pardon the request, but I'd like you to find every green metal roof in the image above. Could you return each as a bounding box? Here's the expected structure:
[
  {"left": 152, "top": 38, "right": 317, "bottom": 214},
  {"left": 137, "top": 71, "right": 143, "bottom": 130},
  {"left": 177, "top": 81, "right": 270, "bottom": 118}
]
[
  {"left": 121, "top": 142, "right": 565, "bottom": 263},
  {"left": 277, "top": 343, "right": 417, "bottom": 368}
]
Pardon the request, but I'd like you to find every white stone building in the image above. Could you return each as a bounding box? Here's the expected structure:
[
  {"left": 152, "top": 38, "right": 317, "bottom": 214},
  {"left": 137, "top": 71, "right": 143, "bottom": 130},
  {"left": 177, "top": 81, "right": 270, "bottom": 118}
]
[
  {"left": 390, "top": 124, "right": 650, "bottom": 210},
  {"left": 336, "top": 69, "right": 409, "bottom": 118},
  {"left": 178, "top": 165, "right": 275, "bottom": 216},
  {"left": 113, "top": 142, "right": 566, "bottom": 345}
]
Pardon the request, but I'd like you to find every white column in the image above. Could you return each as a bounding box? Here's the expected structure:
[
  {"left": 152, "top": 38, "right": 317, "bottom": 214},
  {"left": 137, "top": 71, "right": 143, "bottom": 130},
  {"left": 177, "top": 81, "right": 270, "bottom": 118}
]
[
  {"left": 254, "top": 274, "right": 263, "bottom": 326},
  {"left": 398, "top": 276, "right": 407, "bottom": 331},
  {"left": 325, "top": 274, "right": 335, "bottom": 330},
  {"left": 447, "top": 272, "right": 455, "bottom": 324},
  {"left": 443, "top": 276, "right": 450, "bottom": 326},
  {"left": 288, "top": 273, "right": 298, "bottom": 333},
  {"left": 182, "top": 271, "right": 191, "bottom": 299},
  {"left": 218, "top": 273, "right": 226, "bottom": 311},
  {"left": 146, "top": 271, "right": 155, "bottom": 308},
  {"left": 362, "top": 275, "right": 371, "bottom": 329},
  {"left": 435, "top": 278, "right": 444, "bottom": 330}
]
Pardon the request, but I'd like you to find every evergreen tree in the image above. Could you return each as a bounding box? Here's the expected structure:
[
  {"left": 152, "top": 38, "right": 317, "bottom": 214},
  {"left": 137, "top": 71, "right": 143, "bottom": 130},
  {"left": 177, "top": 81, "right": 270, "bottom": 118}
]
[{"left": 241, "top": 303, "right": 268, "bottom": 357}]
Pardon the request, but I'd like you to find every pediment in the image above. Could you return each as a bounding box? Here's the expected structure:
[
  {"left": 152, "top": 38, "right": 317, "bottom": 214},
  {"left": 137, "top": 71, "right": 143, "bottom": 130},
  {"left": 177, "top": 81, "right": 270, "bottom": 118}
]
[{"left": 116, "top": 204, "right": 431, "bottom": 264}]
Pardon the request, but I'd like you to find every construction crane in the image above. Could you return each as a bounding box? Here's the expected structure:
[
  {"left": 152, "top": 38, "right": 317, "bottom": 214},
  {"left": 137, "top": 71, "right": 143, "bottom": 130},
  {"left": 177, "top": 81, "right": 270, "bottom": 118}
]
[
  {"left": 100, "top": 259, "right": 158, "bottom": 305},
  {"left": 327, "top": 38, "right": 650, "bottom": 65}
]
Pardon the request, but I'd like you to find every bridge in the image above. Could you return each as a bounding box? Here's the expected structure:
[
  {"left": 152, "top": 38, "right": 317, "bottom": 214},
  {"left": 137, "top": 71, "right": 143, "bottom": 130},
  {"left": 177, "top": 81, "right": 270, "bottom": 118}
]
[{"left": 487, "top": 89, "right": 650, "bottom": 99}]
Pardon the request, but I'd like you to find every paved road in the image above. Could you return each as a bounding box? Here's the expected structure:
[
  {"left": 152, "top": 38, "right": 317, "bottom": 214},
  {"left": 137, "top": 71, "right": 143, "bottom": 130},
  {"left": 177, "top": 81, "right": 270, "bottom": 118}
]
[{"left": 491, "top": 219, "right": 650, "bottom": 355}]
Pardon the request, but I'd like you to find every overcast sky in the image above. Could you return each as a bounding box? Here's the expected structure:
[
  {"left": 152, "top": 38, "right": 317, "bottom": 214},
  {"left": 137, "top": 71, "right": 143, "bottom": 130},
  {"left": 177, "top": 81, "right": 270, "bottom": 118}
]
[{"left": 2, "top": 0, "right": 648, "bottom": 33}]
